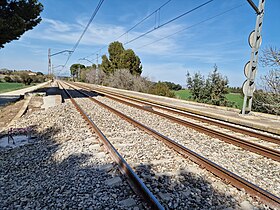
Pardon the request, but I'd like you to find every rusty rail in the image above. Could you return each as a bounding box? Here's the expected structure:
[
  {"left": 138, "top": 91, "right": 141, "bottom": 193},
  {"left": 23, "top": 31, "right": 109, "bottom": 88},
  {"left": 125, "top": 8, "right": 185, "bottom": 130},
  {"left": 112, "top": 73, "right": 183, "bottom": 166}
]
[
  {"left": 78, "top": 83, "right": 280, "bottom": 145},
  {"left": 71, "top": 83, "right": 280, "bottom": 162},
  {"left": 64, "top": 81, "right": 280, "bottom": 209},
  {"left": 58, "top": 81, "right": 164, "bottom": 210}
]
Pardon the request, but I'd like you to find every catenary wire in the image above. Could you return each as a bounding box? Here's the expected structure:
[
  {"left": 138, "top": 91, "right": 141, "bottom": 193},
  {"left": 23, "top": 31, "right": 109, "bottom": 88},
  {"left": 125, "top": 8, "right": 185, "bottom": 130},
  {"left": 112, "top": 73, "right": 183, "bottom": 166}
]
[
  {"left": 83, "top": 0, "right": 172, "bottom": 60},
  {"left": 137, "top": 3, "right": 245, "bottom": 49},
  {"left": 59, "top": 0, "right": 105, "bottom": 75},
  {"left": 82, "top": 0, "right": 214, "bottom": 63},
  {"left": 124, "top": 0, "right": 215, "bottom": 46}
]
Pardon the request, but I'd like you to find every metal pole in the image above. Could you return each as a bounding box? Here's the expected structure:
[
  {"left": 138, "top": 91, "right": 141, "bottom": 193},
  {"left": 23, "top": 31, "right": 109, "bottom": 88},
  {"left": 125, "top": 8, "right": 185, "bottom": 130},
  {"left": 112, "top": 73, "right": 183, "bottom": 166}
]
[
  {"left": 78, "top": 65, "right": 81, "bottom": 80},
  {"left": 48, "top": 48, "right": 51, "bottom": 75},
  {"left": 96, "top": 53, "right": 99, "bottom": 84},
  {"left": 242, "top": 0, "right": 265, "bottom": 115}
]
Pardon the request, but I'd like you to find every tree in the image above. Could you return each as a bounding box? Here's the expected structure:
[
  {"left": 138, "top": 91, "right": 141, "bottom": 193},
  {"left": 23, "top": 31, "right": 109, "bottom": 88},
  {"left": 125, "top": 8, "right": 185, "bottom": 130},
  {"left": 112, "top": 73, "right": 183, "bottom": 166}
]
[
  {"left": 19, "top": 72, "right": 33, "bottom": 85},
  {"left": 108, "top": 41, "right": 125, "bottom": 70},
  {"left": 36, "top": 71, "right": 44, "bottom": 76},
  {"left": 259, "top": 46, "right": 280, "bottom": 67},
  {"left": 162, "top": 81, "right": 182, "bottom": 91},
  {"left": 4, "top": 76, "right": 13, "bottom": 82},
  {"left": 100, "top": 55, "right": 112, "bottom": 74},
  {"left": 80, "top": 65, "right": 95, "bottom": 82},
  {"left": 204, "top": 64, "right": 229, "bottom": 105},
  {"left": 0, "top": 0, "right": 43, "bottom": 48},
  {"left": 186, "top": 65, "right": 233, "bottom": 106},
  {"left": 252, "top": 46, "right": 280, "bottom": 115},
  {"left": 120, "top": 49, "right": 142, "bottom": 75},
  {"left": 186, "top": 71, "right": 205, "bottom": 101},
  {"left": 70, "top": 64, "right": 85, "bottom": 79},
  {"left": 101, "top": 41, "right": 142, "bottom": 75}
]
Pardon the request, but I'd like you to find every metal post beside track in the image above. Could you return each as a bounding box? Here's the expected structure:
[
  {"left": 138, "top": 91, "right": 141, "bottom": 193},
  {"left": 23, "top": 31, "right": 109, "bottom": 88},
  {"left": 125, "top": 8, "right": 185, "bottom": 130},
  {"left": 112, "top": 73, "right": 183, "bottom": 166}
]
[{"left": 242, "top": 0, "right": 265, "bottom": 115}]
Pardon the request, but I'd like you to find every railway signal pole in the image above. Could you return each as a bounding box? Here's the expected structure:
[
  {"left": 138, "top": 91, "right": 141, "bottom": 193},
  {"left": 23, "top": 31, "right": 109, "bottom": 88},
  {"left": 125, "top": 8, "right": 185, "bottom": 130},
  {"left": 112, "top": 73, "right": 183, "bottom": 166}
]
[{"left": 241, "top": 0, "right": 265, "bottom": 115}]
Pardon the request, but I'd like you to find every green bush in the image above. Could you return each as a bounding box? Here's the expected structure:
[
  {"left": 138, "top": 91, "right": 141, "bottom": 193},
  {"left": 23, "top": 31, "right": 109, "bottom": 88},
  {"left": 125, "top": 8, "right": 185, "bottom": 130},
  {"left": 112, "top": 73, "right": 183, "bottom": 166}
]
[
  {"left": 19, "top": 72, "right": 33, "bottom": 85},
  {"left": 252, "top": 90, "right": 280, "bottom": 115},
  {"left": 4, "top": 76, "right": 13, "bottom": 82},
  {"left": 13, "top": 75, "right": 22, "bottom": 83},
  {"left": 148, "top": 82, "right": 175, "bottom": 98}
]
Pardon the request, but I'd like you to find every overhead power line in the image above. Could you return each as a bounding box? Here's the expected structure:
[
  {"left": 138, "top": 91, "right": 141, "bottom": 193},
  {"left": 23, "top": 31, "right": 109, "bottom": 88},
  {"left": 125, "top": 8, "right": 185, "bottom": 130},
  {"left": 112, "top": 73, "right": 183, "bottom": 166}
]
[
  {"left": 83, "top": 0, "right": 172, "bottom": 60},
  {"left": 137, "top": 3, "right": 245, "bottom": 49},
  {"left": 124, "top": 0, "right": 215, "bottom": 46},
  {"left": 61, "top": 0, "right": 105, "bottom": 71},
  {"left": 82, "top": 0, "right": 213, "bottom": 62},
  {"left": 116, "top": 0, "right": 172, "bottom": 40}
]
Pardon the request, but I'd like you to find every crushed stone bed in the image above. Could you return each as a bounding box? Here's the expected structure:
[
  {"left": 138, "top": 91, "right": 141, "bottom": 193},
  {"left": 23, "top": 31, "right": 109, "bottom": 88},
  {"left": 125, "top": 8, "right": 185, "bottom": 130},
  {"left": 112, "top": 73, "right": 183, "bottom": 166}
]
[
  {"left": 96, "top": 96, "right": 280, "bottom": 197},
  {"left": 0, "top": 101, "right": 143, "bottom": 210},
  {"left": 76, "top": 95, "right": 273, "bottom": 209}
]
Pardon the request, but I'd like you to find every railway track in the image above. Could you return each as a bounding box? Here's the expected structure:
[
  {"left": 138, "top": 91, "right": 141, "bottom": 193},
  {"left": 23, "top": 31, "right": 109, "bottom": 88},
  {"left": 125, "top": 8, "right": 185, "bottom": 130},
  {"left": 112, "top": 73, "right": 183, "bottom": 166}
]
[
  {"left": 92, "top": 83, "right": 280, "bottom": 139},
  {"left": 57, "top": 81, "right": 164, "bottom": 209},
  {"left": 76, "top": 82, "right": 280, "bottom": 143},
  {"left": 71, "top": 82, "right": 280, "bottom": 162},
  {"left": 60, "top": 80, "right": 280, "bottom": 209}
]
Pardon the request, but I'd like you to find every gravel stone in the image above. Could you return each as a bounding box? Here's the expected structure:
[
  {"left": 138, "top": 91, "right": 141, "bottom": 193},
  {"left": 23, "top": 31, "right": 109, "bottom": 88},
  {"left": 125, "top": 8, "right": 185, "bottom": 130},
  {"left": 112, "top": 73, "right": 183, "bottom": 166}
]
[
  {"left": 240, "top": 200, "right": 254, "bottom": 210},
  {"left": 119, "top": 198, "right": 137, "bottom": 207},
  {"left": 73, "top": 91, "right": 276, "bottom": 209},
  {"left": 0, "top": 100, "right": 143, "bottom": 209},
  {"left": 158, "top": 192, "right": 172, "bottom": 201},
  {"left": 105, "top": 176, "right": 122, "bottom": 187},
  {"left": 96, "top": 95, "right": 280, "bottom": 197}
]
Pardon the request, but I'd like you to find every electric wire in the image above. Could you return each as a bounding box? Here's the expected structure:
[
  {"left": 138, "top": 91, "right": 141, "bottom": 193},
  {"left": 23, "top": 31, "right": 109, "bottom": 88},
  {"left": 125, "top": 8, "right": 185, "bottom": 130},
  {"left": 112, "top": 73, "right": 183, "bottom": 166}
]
[
  {"left": 59, "top": 0, "right": 104, "bottom": 75},
  {"left": 115, "top": 0, "right": 172, "bottom": 40},
  {"left": 82, "top": 0, "right": 214, "bottom": 63},
  {"left": 137, "top": 3, "right": 245, "bottom": 49},
  {"left": 82, "top": 0, "right": 172, "bottom": 60},
  {"left": 124, "top": 0, "right": 215, "bottom": 46}
]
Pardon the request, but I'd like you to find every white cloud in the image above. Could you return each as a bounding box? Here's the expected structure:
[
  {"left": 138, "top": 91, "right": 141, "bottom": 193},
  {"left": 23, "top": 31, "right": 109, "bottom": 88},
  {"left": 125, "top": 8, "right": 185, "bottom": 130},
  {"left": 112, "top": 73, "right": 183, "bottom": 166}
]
[
  {"left": 24, "top": 17, "right": 187, "bottom": 57},
  {"left": 43, "top": 18, "right": 73, "bottom": 32}
]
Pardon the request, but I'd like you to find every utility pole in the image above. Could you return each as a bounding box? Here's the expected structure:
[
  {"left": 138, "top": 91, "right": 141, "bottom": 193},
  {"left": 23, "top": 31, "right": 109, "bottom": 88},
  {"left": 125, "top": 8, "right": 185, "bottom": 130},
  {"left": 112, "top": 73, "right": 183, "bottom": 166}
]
[
  {"left": 96, "top": 53, "right": 99, "bottom": 84},
  {"left": 47, "top": 49, "right": 73, "bottom": 77},
  {"left": 48, "top": 48, "right": 51, "bottom": 75},
  {"left": 241, "top": 0, "right": 265, "bottom": 115},
  {"left": 78, "top": 65, "right": 81, "bottom": 81}
]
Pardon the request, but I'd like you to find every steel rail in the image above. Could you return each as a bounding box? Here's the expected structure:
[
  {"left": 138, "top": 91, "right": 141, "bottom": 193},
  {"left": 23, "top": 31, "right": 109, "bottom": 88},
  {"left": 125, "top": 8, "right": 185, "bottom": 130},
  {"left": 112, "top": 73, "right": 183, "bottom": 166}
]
[
  {"left": 70, "top": 83, "right": 280, "bottom": 162},
  {"left": 64, "top": 81, "right": 280, "bottom": 209},
  {"left": 76, "top": 83, "right": 279, "bottom": 144},
  {"left": 58, "top": 81, "right": 164, "bottom": 210}
]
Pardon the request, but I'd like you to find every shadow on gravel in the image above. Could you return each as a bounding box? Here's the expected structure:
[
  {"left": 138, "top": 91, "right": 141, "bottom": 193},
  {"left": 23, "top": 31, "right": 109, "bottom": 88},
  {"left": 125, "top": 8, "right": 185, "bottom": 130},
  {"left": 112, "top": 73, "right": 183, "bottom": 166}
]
[
  {"left": 62, "top": 88, "right": 101, "bottom": 101},
  {"left": 32, "top": 86, "right": 61, "bottom": 96},
  {"left": 31, "top": 86, "right": 100, "bottom": 103},
  {"left": 134, "top": 163, "right": 238, "bottom": 210},
  {"left": 0, "top": 127, "right": 140, "bottom": 209}
]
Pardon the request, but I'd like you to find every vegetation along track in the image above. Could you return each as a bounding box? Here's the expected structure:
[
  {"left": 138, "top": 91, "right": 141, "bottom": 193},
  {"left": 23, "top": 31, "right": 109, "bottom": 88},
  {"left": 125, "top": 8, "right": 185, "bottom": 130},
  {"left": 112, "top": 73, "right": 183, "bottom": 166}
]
[
  {"left": 71, "top": 82, "right": 280, "bottom": 162},
  {"left": 62, "top": 81, "right": 280, "bottom": 209},
  {"left": 58, "top": 81, "right": 164, "bottom": 209}
]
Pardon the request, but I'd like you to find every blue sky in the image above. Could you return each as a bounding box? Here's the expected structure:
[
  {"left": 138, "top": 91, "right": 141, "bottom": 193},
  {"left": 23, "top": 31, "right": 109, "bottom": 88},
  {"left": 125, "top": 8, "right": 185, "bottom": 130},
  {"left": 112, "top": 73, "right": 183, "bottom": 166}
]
[{"left": 0, "top": 0, "right": 279, "bottom": 87}]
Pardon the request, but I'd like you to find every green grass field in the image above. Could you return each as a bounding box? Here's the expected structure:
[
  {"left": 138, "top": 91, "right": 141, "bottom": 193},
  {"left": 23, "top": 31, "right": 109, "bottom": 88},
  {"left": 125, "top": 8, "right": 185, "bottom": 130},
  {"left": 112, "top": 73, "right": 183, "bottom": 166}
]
[
  {"left": 225, "top": 93, "right": 243, "bottom": 109},
  {"left": 174, "top": 89, "right": 192, "bottom": 100},
  {"left": 174, "top": 89, "right": 243, "bottom": 109},
  {"left": 0, "top": 82, "right": 31, "bottom": 93}
]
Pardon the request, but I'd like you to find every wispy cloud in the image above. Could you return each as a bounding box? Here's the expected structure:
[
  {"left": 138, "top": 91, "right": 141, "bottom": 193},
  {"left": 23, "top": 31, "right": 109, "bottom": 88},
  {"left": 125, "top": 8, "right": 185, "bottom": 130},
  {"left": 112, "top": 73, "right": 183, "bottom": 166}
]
[
  {"left": 24, "top": 17, "right": 187, "bottom": 57},
  {"left": 44, "top": 18, "right": 73, "bottom": 32}
]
